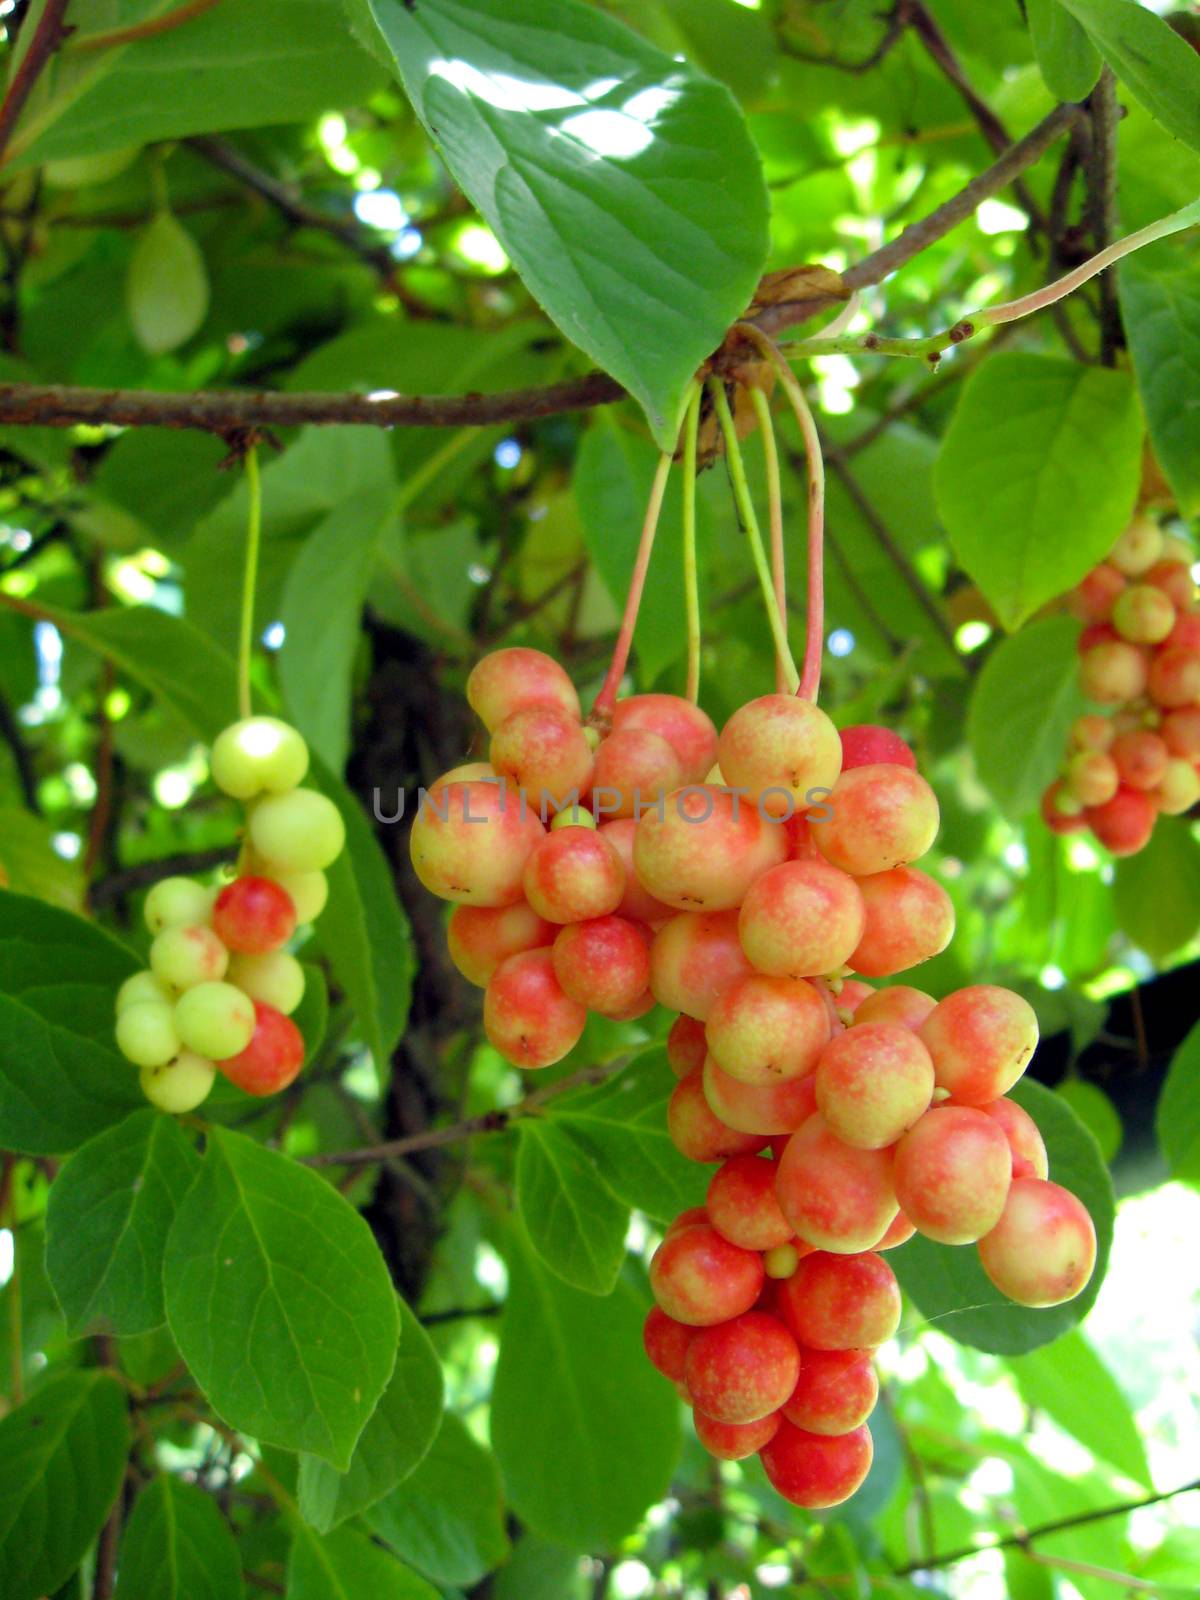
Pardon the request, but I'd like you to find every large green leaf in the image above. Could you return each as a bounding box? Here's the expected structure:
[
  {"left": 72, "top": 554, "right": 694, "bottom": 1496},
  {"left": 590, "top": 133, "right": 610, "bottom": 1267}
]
[
  {"left": 288, "top": 1525, "right": 439, "bottom": 1600},
  {"left": 892, "top": 1080, "right": 1114, "bottom": 1355},
  {"left": 1157, "top": 1020, "right": 1200, "bottom": 1185},
  {"left": 1119, "top": 240, "right": 1200, "bottom": 518},
  {"left": 548, "top": 1046, "right": 709, "bottom": 1222},
  {"left": 515, "top": 1120, "right": 630, "bottom": 1295},
  {"left": 1027, "top": 0, "right": 1102, "bottom": 100},
  {"left": 934, "top": 354, "right": 1143, "bottom": 629},
  {"left": 10, "top": 0, "right": 383, "bottom": 166},
  {"left": 1057, "top": 0, "right": 1200, "bottom": 154},
  {"left": 1008, "top": 1330, "right": 1151, "bottom": 1488},
  {"left": 45, "top": 1109, "right": 200, "bottom": 1337},
  {"left": 966, "top": 617, "right": 1084, "bottom": 819},
  {"left": 366, "top": 1413, "right": 510, "bottom": 1586},
  {"left": 0, "top": 891, "right": 141, "bottom": 1154},
  {"left": 350, "top": 0, "right": 769, "bottom": 447},
  {"left": 297, "top": 1296, "right": 445, "bottom": 1534},
  {"left": 491, "top": 1221, "right": 680, "bottom": 1548},
  {"left": 0, "top": 1371, "right": 130, "bottom": 1600},
  {"left": 114, "top": 1476, "right": 244, "bottom": 1600},
  {"left": 1112, "top": 822, "right": 1200, "bottom": 960},
  {"left": 163, "top": 1127, "right": 399, "bottom": 1469}
]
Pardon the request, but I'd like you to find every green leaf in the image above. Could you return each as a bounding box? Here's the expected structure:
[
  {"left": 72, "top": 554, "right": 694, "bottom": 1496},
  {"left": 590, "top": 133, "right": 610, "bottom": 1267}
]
[
  {"left": 892, "top": 1079, "right": 1115, "bottom": 1355},
  {"left": 114, "top": 1476, "right": 244, "bottom": 1600},
  {"left": 351, "top": 0, "right": 769, "bottom": 447},
  {"left": 163, "top": 1127, "right": 399, "bottom": 1469},
  {"left": 1057, "top": 0, "right": 1200, "bottom": 154},
  {"left": 288, "top": 1525, "right": 439, "bottom": 1600},
  {"left": 491, "top": 1220, "right": 680, "bottom": 1547},
  {"left": 297, "top": 1296, "right": 445, "bottom": 1534},
  {"left": 934, "top": 354, "right": 1143, "bottom": 628},
  {"left": 549, "top": 1046, "right": 709, "bottom": 1222},
  {"left": 279, "top": 484, "right": 396, "bottom": 772},
  {"left": 1027, "top": 0, "right": 1102, "bottom": 100},
  {"left": 493, "top": 1534, "right": 586, "bottom": 1600},
  {"left": 1112, "top": 823, "right": 1200, "bottom": 960},
  {"left": 967, "top": 616, "right": 1084, "bottom": 819},
  {"left": 0, "top": 805, "right": 84, "bottom": 910},
  {"left": 1008, "top": 1330, "right": 1151, "bottom": 1487},
  {"left": 1056, "top": 1079, "right": 1122, "bottom": 1164},
  {"left": 126, "top": 211, "right": 209, "bottom": 355},
  {"left": 0, "top": 1370, "right": 130, "bottom": 1600},
  {"left": 45, "top": 1109, "right": 200, "bottom": 1338},
  {"left": 366, "top": 1412, "right": 510, "bottom": 1586},
  {"left": 516, "top": 1120, "right": 630, "bottom": 1295},
  {"left": 1119, "top": 240, "right": 1200, "bottom": 517},
  {"left": 1157, "top": 1019, "right": 1200, "bottom": 1184},
  {"left": 0, "top": 890, "right": 141, "bottom": 1155},
  {"left": 10, "top": 0, "right": 383, "bottom": 166}
]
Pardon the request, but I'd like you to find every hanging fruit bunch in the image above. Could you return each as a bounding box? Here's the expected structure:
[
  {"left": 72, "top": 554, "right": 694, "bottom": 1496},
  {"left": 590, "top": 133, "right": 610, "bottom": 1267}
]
[
  {"left": 1043, "top": 514, "right": 1199, "bottom": 853},
  {"left": 408, "top": 338, "right": 1098, "bottom": 1510}
]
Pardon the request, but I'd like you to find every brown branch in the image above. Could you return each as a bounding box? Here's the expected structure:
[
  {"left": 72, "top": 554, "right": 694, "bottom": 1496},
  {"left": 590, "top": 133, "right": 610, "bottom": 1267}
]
[
  {"left": 67, "top": 0, "right": 226, "bottom": 51},
  {"left": 1086, "top": 66, "right": 1122, "bottom": 365},
  {"left": 89, "top": 845, "right": 238, "bottom": 907},
  {"left": 0, "top": 0, "right": 74, "bottom": 167},
  {"left": 895, "top": 1477, "right": 1200, "bottom": 1576}
]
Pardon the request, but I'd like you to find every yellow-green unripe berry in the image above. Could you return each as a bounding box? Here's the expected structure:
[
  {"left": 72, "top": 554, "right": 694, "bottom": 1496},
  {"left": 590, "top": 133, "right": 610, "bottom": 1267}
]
[
  {"left": 116, "top": 1001, "right": 180, "bottom": 1067},
  {"left": 116, "top": 970, "right": 172, "bottom": 1013},
  {"left": 249, "top": 789, "right": 345, "bottom": 872},
  {"left": 174, "top": 981, "right": 256, "bottom": 1060},
  {"left": 150, "top": 924, "right": 229, "bottom": 991},
  {"left": 550, "top": 804, "right": 596, "bottom": 832},
  {"left": 228, "top": 950, "right": 305, "bottom": 1015},
  {"left": 210, "top": 716, "right": 309, "bottom": 800},
  {"left": 140, "top": 1051, "right": 216, "bottom": 1113},
  {"left": 265, "top": 867, "right": 328, "bottom": 923},
  {"left": 144, "top": 876, "right": 213, "bottom": 934},
  {"left": 763, "top": 1243, "right": 801, "bottom": 1279}
]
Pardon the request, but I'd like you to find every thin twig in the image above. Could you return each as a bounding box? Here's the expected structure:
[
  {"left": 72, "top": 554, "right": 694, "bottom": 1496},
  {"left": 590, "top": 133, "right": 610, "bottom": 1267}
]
[
  {"left": 0, "top": 688, "right": 39, "bottom": 811},
  {"left": 777, "top": 0, "right": 908, "bottom": 75},
  {"left": 0, "top": 0, "right": 74, "bottom": 167},
  {"left": 67, "top": 0, "right": 225, "bottom": 51},
  {"left": 1086, "top": 66, "right": 1122, "bottom": 365},
  {"left": 89, "top": 846, "right": 238, "bottom": 907},
  {"left": 420, "top": 1303, "right": 503, "bottom": 1326}
]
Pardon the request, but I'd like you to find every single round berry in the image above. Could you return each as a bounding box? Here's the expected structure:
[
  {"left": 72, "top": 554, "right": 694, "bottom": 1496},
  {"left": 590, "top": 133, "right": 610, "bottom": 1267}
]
[
  {"left": 489, "top": 705, "right": 594, "bottom": 802},
  {"left": 703, "top": 1055, "right": 818, "bottom": 1137},
  {"left": 783, "top": 1348, "right": 877, "bottom": 1435},
  {"left": 705, "top": 973, "right": 830, "bottom": 1085},
  {"left": 1112, "top": 583, "right": 1176, "bottom": 644},
  {"left": 1070, "top": 714, "right": 1115, "bottom": 753},
  {"left": 977, "top": 1178, "right": 1097, "bottom": 1307},
  {"left": 685, "top": 1312, "right": 801, "bottom": 1424},
  {"left": 815, "top": 1023, "right": 935, "bottom": 1150},
  {"left": 838, "top": 724, "right": 916, "bottom": 771},
  {"left": 598, "top": 818, "right": 675, "bottom": 923},
  {"left": 140, "top": 1050, "right": 216, "bottom": 1114},
  {"left": 894, "top": 1105, "right": 1012, "bottom": 1244},
  {"left": 523, "top": 826, "right": 624, "bottom": 924},
  {"left": 144, "top": 876, "right": 213, "bottom": 934},
  {"left": 717, "top": 694, "right": 842, "bottom": 816},
  {"left": 738, "top": 860, "right": 865, "bottom": 980},
  {"left": 211, "top": 716, "right": 309, "bottom": 799},
  {"left": 667, "top": 1014, "right": 708, "bottom": 1077},
  {"left": 483, "top": 949, "right": 586, "bottom": 1069},
  {"left": 1146, "top": 557, "right": 1197, "bottom": 611},
  {"left": 1148, "top": 646, "right": 1200, "bottom": 709},
  {"left": 634, "top": 785, "right": 788, "bottom": 912},
  {"left": 693, "top": 1408, "right": 780, "bottom": 1461},
  {"left": 249, "top": 788, "right": 345, "bottom": 873},
  {"left": 467, "top": 647, "right": 580, "bottom": 732},
  {"left": 212, "top": 875, "right": 296, "bottom": 955},
  {"left": 447, "top": 901, "right": 555, "bottom": 988},
  {"left": 1086, "top": 787, "right": 1156, "bottom": 855},
  {"left": 849, "top": 866, "right": 955, "bottom": 978},
  {"left": 851, "top": 985, "right": 935, "bottom": 1031},
  {"left": 551, "top": 916, "right": 649, "bottom": 1015},
  {"left": 271, "top": 868, "right": 328, "bottom": 924},
  {"left": 979, "top": 1097, "right": 1049, "bottom": 1180},
  {"left": 918, "top": 985, "right": 1038, "bottom": 1105},
  {"left": 775, "top": 1250, "right": 900, "bottom": 1349},
  {"left": 1112, "top": 729, "right": 1169, "bottom": 792},
  {"left": 775, "top": 1116, "right": 898, "bottom": 1254},
  {"left": 1041, "top": 780, "right": 1088, "bottom": 835},
  {"left": 1079, "top": 640, "right": 1148, "bottom": 704},
  {"left": 611, "top": 693, "right": 718, "bottom": 785},
  {"left": 227, "top": 950, "right": 306, "bottom": 1016},
  {"left": 1109, "top": 516, "right": 1163, "bottom": 576},
  {"left": 1162, "top": 707, "right": 1200, "bottom": 761},
  {"left": 706, "top": 1154, "right": 793, "bottom": 1250},
  {"left": 1064, "top": 750, "right": 1119, "bottom": 807},
  {"left": 760, "top": 1420, "right": 873, "bottom": 1509},
  {"left": 174, "top": 981, "right": 256, "bottom": 1061},
  {"left": 814, "top": 764, "right": 939, "bottom": 876},
  {"left": 649, "top": 1222, "right": 765, "bottom": 1326},
  {"left": 116, "top": 1001, "right": 181, "bottom": 1068},
  {"left": 642, "top": 1306, "right": 697, "bottom": 1383},
  {"left": 763, "top": 1243, "right": 803, "bottom": 1278},
  {"left": 1068, "top": 563, "right": 1125, "bottom": 622},
  {"left": 150, "top": 925, "right": 229, "bottom": 991},
  {"left": 874, "top": 1209, "right": 916, "bottom": 1250},
  {"left": 649, "top": 911, "right": 753, "bottom": 1020},
  {"left": 410, "top": 781, "right": 545, "bottom": 907},
  {"left": 220, "top": 1002, "right": 305, "bottom": 1096},
  {"left": 550, "top": 804, "right": 596, "bottom": 831},
  {"left": 591, "top": 728, "right": 684, "bottom": 819},
  {"left": 1158, "top": 758, "right": 1200, "bottom": 815},
  {"left": 116, "top": 970, "right": 172, "bottom": 1013},
  {"left": 668, "top": 1069, "right": 766, "bottom": 1163}
]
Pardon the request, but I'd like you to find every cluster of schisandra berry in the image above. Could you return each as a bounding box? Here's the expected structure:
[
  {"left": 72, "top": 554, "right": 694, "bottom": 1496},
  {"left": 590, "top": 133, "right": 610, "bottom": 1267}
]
[
  {"left": 408, "top": 649, "right": 1098, "bottom": 1510},
  {"left": 113, "top": 718, "right": 345, "bottom": 1113},
  {"left": 1042, "top": 516, "right": 1200, "bottom": 854}
]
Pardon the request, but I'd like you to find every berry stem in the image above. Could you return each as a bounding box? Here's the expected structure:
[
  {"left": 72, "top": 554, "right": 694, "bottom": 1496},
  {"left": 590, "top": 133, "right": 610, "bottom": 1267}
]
[
  {"left": 709, "top": 377, "right": 800, "bottom": 693},
  {"left": 237, "top": 446, "right": 262, "bottom": 722},
  {"left": 748, "top": 386, "right": 787, "bottom": 694},
  {"left": 591, "top": 446, "right": 673, "bottom": 722},
  {"left": 738, "top": 325, "right": 826, "bottom": 701},
  {"left": 681, "top": 383, "right": 702, "bottom": 704}
]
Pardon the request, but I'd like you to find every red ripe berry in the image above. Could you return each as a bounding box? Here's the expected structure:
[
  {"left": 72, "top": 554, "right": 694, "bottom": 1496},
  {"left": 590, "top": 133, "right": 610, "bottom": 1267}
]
[
  {"left": 1041, "top": 780, "right": 1087, "bottom": 836},
  {"left": 220, "top": 1001, "right": 305, "bottom": 1096},
  {"left": 759, "top": 1420, "right": 874, "bottom": 1509},
  {"left": 1067, "top": 563, "right": 1125, "bottom": 623},
  {"left": 775, "top": 1250, "right": 900, "bottom": 1349},
  {"left": 838, "top": 724, "right": 917, "bottom": 771},
  {"left": 649, "top": 1222, "right": 765, "bottom": 1325},
  {"left": 642, "top": 1306, "right": 697, "bottom": 1383},
  {"left": 694, "top": 1407, "right": 780, "bottom": 1460},
  {"left": 1166, "top": 612, "right": 1200, "bottom": 653},
  {"left": 213, "top": 876, "right": 296, "bottom": 954},
  {"left": 668, "top": 1068, "right": 766, "bottom": 1163},
  {"left": 1085, "top": 787, "right": 1156, "bottom": 856},
  {"left": 1111, "top": 729, "right": 1170, "bottom": 791},
  {"left": 684, "top": 1311, "right": 801, "bottom": 1423},
  {"left": 667, "top": 1014, "right": 708, "bottom": 1078},
  {"left": 483, "top": 949, "right": 586, "bottom": 1069},
  {"left": 783, "top": 1347, "right": 878, "bottom": 1435}
]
